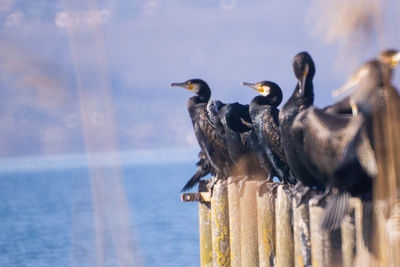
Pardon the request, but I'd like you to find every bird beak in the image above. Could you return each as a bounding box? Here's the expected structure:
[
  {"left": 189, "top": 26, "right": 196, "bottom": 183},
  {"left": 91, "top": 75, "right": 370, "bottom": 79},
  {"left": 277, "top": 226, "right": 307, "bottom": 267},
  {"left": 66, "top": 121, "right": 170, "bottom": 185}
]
[
  {"left": 241, "top": 82, "right": 269, "bottom": 95},
  {"left": 332, "top": 65, "right": 369, "bottom": 98},
  {"left": 241, "top": 82, "right": 258, "bottom": 90},
  {"left": 298, "top": 64, "right": 309, "bottom": 95},
  {"left": 171, "top": 82, "right": 193, "bottom": 90},
  {"left": 331, "top": 79, "right": 358, "bottom": 98}
]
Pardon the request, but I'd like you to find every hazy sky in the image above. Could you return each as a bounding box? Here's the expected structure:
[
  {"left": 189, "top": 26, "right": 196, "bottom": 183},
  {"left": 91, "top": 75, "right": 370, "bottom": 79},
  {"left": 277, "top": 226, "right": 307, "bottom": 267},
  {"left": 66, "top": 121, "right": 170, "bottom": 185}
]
[{"left": 0, "top": 0, "right": 399, "bottom": 157}]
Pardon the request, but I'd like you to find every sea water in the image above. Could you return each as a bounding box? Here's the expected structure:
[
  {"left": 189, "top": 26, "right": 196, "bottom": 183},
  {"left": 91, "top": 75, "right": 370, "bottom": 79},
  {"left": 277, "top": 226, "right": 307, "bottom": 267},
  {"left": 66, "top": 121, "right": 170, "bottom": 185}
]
[{"left": 0, "top": 156, "right": 201, "bottom": 267}]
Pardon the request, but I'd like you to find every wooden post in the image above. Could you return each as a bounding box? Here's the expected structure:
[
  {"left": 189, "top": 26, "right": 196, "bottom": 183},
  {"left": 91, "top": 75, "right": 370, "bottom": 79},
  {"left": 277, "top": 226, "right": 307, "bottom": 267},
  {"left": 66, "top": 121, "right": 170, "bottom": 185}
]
[
  {"left": 352, "top": 198, "right": 378, "bottom": 266},
  {"left": 228, "top": 176, "right": 243, "bottom": 267},
  {"left": 292, "top": 198, "right": 311, "bottom": 267},
  {"left": 240, "top": 180, "right": 259, "bottom": 267},
  {"left": 275, "top": 185, "right": 294, "bottom": 267},
  {"left": 211, "top": 179, "right": 231, "bottom": 267},
  {"left": 309, "top": 198, "right": 342, "bottom": 267},
  {"left": 309, "top": 198, "right": 329, "bottom": 267},
  {"left": 257, "top": 182, "right": 275, "bottom": 267},
  {"left": 341, "top": 201, "right": 356, "bottom": 267},
  {"left": 199, "top": 180, "right": 213, "bottom": 267}
]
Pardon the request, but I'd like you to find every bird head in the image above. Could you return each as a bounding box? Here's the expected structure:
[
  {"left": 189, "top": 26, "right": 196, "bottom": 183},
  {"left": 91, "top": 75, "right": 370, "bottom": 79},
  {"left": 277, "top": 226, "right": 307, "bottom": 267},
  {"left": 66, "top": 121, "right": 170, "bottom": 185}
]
[
  {"left": 171, "top": 79, "right": 211, "bottom": 100},
  {"left": 241, "top": 80, "right": 283, "bottom": 106},
  {"left": 378, "top": 49, "right": 400, "bottom": 68},
  {"left": 292, "top": 51, "right": 316, "bottom": 95}
]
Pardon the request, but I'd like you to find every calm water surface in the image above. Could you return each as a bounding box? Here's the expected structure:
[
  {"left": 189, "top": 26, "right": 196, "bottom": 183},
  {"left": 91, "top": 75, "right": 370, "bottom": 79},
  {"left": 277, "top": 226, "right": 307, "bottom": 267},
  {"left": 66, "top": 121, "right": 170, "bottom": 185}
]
[{"left": 0, "top": 160, "right": 201, "bottom": 267}]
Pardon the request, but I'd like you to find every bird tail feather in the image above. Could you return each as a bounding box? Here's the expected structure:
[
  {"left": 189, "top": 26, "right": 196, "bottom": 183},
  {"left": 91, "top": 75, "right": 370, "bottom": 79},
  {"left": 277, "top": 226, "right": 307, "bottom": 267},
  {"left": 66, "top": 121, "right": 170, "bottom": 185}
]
[
  {"left": 321, "top": 192, "right": 350, "bottom": 230},
  {"left": 181, "top": 163, "right": 210, "bottom": 192}
]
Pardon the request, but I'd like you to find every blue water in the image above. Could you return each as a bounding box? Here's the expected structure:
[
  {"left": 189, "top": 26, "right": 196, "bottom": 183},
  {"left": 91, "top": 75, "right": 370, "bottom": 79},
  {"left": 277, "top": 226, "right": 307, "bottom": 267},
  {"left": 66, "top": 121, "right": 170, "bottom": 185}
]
[{"left": 0, "top": 160, "right": 201, "bottom": 267}]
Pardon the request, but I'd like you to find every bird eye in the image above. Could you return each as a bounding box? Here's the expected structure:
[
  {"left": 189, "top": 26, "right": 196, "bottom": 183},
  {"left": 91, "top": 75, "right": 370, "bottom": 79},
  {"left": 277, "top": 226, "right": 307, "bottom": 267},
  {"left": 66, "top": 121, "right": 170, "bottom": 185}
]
[{"left": 188, "top": 81, "right": 192, "bottom": 85}]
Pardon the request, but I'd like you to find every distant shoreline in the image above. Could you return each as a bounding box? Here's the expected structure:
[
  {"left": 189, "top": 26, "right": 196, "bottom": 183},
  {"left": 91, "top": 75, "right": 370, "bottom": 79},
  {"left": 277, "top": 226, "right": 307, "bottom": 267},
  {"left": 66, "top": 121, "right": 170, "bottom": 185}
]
[{"left": 0, "top": 148, "right": 199, "bottom": 173}]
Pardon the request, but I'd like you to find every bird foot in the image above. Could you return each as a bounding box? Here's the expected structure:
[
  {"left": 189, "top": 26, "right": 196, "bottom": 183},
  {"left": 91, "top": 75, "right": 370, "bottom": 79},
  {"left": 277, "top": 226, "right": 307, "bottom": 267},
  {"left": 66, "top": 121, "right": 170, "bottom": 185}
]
[
  {"left": 292, "top": 182, "right": 313, "bottom": 207},
  {"left": 207, "top": 177, "right": 218, "bottom": 197},
  {"left": 268, "top": 182, "right": 280, "bottom": 194},
  {"left": 311, "top": 189, "right": 329, "bottom": 206}
]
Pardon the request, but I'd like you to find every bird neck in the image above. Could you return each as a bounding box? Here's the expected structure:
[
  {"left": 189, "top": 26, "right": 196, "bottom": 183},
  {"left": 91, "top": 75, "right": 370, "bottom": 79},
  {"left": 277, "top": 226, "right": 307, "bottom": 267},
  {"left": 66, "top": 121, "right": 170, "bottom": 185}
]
[
  {"left": 193, "top": 94, "right": 210, "bottom": 104},
  {"left": 251, "top": 95, "right": 279, "bottom": 107},
  {"left": 294, "top": 77, "right": 314, "bottom": 106}
]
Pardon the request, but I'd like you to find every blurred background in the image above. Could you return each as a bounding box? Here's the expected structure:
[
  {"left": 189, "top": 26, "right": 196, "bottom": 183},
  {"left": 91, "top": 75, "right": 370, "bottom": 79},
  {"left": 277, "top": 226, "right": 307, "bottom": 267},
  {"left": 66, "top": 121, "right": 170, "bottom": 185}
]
[{"left": 0, "top": 0, "right": 399, "bottom": 266}]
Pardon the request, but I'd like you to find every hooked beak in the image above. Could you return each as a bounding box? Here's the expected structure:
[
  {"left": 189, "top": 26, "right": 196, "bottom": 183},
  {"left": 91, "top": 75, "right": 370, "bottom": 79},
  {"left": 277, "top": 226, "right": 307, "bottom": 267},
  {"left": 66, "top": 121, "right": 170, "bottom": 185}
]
[
  {"left": 241, "top": 82, "right": 270, "bottom": 96},
  {"left": 171, "top": 82, "right": 193, "bottom": 90},
  {"left": 298, "top": 64, "right": 309, "bottom": 95},
  {"left": 332, "top": 65, "right": 369, "bottom": 98},
  {"left": 241, "top": 81, "right": 259, "bottom": 91}
]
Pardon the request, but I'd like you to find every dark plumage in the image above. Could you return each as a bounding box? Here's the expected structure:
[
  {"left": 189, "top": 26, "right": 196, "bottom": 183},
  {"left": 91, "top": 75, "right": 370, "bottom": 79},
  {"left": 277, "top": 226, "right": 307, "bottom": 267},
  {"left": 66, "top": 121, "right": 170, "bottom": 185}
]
[
  {"left": 171, "top": 79, "right": 233, "bottom": 191},
  {"left": 319, "top": 50, "right": 400, "bottom": 231},
  {"left": 286, "top": 49, "right": 400, "bottom": 231},
  {"left": 279, "top": 51, "right": 320, "bottom": 189},
  {"left": 220, "top": 103, "right": 250, "bottom": 167},
  {"left": 223, "top": 102, "right": 271, "bottom": 178},
  {"left": 323, "top": 96, "right": 352, "bottom": 114},
  {"left": 241, "top": 80, "right": 296, "bottom": 184},
  {"left": 181, "top": 150, "right": 214, "bottom": 192}
]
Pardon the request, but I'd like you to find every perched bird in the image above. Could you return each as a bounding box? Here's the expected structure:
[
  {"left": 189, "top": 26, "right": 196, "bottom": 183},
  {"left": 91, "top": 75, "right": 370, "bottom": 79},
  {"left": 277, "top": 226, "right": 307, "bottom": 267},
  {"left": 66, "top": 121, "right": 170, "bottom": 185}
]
[
  {"left": 279, "top": 51, "right": 320, "bottom": 192},
  {"left": 289, "top": 49, "right": 400, "bottom": 230},
  {"left": 218, "top": 103, "right": 250, "bottom": 170},
  {"left": 171, "top": 79, "right": 233, "bottom": 190},
  {"left": 181, "top": 150, "right": 214, "bottom": 192},
  {"left": 328, "top": 50, "right": 400, "bottom": 193},
  {"left": 223, "top": 102, "right": 272, "bottom": 179},
  {"left": 320, "top": 49, "right": 400, "bottom": 240},
  {"left": 291, "top": 106, "right": 370, "bottom": 229},
  {"left": 332, "top": 49, "right": 400, "bottom": 117},
  {"left": 206, "top": 97, "right": 270, "bottom": 178},
  {"left": 241, "top": 80, "right": 296, "bottom": 184},
  {"left": 325, "top": 49, "right": 400, "bottom": 116}
]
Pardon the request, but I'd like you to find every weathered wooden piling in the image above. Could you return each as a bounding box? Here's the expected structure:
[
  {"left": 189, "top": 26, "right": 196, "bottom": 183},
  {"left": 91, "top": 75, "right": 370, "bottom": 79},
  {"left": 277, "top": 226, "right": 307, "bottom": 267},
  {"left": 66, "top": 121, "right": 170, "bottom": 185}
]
[
  {"left": 199, "top": 180, "right": 213, "bottom": 267},
  {"left": 240, "top": 180, "right": 259, "bottom": 267},
  {"left": 211, "top": 179, "right": 231, "bottom": 267},
  {"left": 182, "top": 178, "right": 399, "bottom": 266},
  {"left": 257, "top": 182, "right": 275, "bottom": 267},
  {"left": 309, "top": 198, "right": 330, "bottom": 267},
  {"left": 292, "top": 198, "right": 311, "bottom": 267},
  {"left": 341, "top": 201, "right": 356, "bottom": 267},
  {"left": 352, "top": 198, "right": 377, "bottom": 266},
  {"left": 309, "top": 197, "right": 342, "bottom": 267},
  {"left": 275, "top": 185, "right": 294, "bottom": 267},
  {"left": 377, "top": 199, "right": 400, "bottom": 267},
  {"left": 227, "top": 176, "right": 243, "bottom": 267}
]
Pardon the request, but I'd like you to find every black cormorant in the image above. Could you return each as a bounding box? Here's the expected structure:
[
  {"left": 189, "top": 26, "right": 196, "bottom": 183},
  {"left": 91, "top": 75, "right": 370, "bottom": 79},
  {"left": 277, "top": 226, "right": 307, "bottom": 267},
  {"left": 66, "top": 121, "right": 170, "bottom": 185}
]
[
  {"left": 279, "top": 52, "right": 321, "bottom": 191},
  {"left": 332, "top": 49, "right": 400, "bottom": 117},
  {"left": 205, "top": 98, "right": 270, "bottom": 179},
  {"left": 171, "top": 79, "right": 233, "bottom": 190},
  {"left": 287, "top": 49, "right": 400, "bottom": 230},
  {"left": 327, "top": 49, "right": 400, "bottom": 235},
  {"left": 204, "top": 99, "right": 265, "bottom": 178},
  {"left": 241, "top": 80, "right": 296, "bottom": 184},
  {"left": 223, "top": 102, "right": 272, "bottom": 179},
  {"left": 325, "top": 49, "right": 400, "bottom": 116}
]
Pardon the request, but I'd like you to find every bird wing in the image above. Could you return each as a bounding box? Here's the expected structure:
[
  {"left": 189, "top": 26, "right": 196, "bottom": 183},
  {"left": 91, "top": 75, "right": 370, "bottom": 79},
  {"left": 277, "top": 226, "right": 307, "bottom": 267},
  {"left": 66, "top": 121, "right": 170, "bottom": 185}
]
[
  {"left": 261, "top": 107, "right": 285, "bottom": 160},
  {"left": 196, "top": 105, "right": 231, "bottom": 174},
  {"left": 292, "top": 107, "right": 361, "bottom": 180}
]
